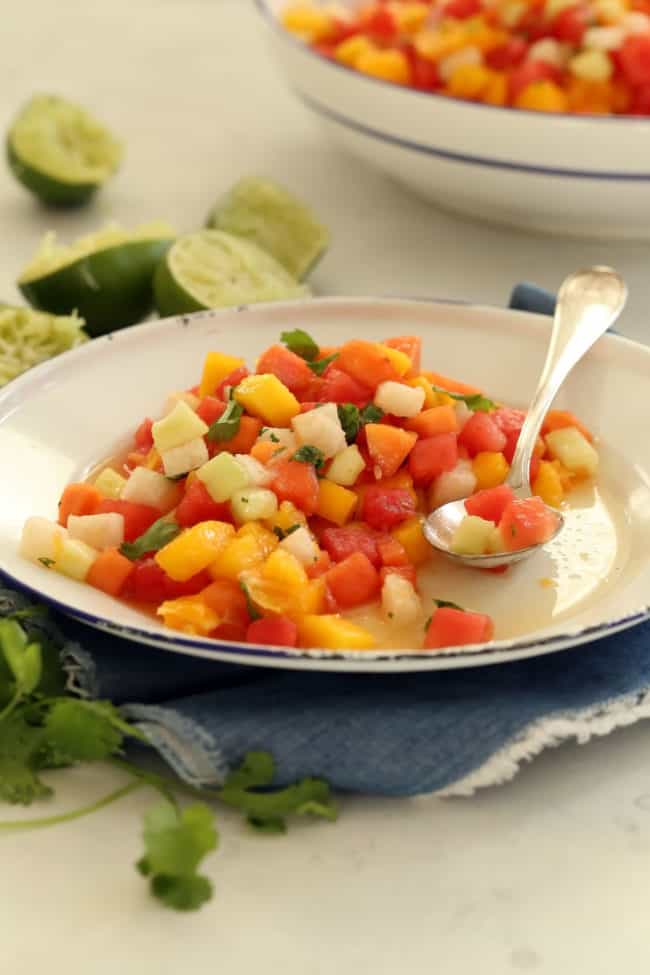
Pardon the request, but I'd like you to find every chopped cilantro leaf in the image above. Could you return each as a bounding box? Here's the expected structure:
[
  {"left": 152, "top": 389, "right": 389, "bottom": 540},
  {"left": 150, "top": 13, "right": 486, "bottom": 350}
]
[
  {"left": 269, "top": 433, "right": 280, "bottom": 444},
  {"left": 292, "top": 445, "right": 325, "bottom": 470},
  {"left": 359, "top": 403, "right": 384, "bottom": 425},
  {"left": 434, "top": 599, "right": 464, "bottom": 611},
  {"left": 308, "top": 352, "right": 338, "bottom": 376},
  {"left": 431, "top": 385, "right": 495, "bottom": 412},
  {"left": 38, "top": 557, "right": 55, "bottom": 568},
  {"left": 337, "top": 403, "right": 360, "bottom": 444},
  {"left": 280, "top": 328, "right": 319, "bottom": 362},
  {"left": 206, "top": 398, "right": 243, "bottom": 442},
  {"left": 272, "top": 524, "right": 301, "bottom": 541},
  {"left": 120, "top": 518, "right": 180, "bottom": 561}
]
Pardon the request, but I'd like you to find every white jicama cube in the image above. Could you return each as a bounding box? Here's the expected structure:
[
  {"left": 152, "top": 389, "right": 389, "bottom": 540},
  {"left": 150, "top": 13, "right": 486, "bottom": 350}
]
[
  {"left": 454, "top": 401, "right": 473, "bottom": 430},
  {"left": 438, "top": 45, "right": 482, "bottom": 82},
  {"left": 278, "top": 526, "right": 320, "bottom": 566},
  {"left": 583, "top": 25, "right": 625, "bottom": 49},
  {"left": 381, "top": 573, "right": 422, "bottom": 626},
  {"left": 230, "top": 488, "right": 278, "bottom": 523},
  {"left": 258, "top": 427, "right": 297, "bottom": 451},
  {"left": 151, "top": 400, "right": 208, "bottom": 453},
  {"left": 54, "top": 538, "right": 98, "bottom": 581},
  {"left": 374, "top": 381, "right": 425, "bottom": 418},
  {"left": 292, "top": 409, "right": 346, "bottom": 459},
  {"left": 93, "top": 467, "right": 127, "bottom": 500},
  {"left": 569, "top": 48, "right": 613, "bottom": 82},
  {"left": 198, "top": 452, "right": 248, "bottom": 503},
  {"left": 19, "top": 517, "right": 67, "bottom": 563},
  {"left": 311, "top": 402, "right": 339, "bottom": 424},
  {"left": 163, "top": 390, "right": 200, "bottom": 416},
  {"left": 429, "top": 460, "right": 477, "bottom": 510},
  {"left": 326, "top": 444, "right": 366, "bottom": 487},
  {"left": 161, "top": 437, "right": 209, "bottom": 478},
  {"left": 545, "top": 427, "right": 598, "bottom": 476},
  {"left": 235, "top": 454, "right": 272, "bottom": 487},
  {"left": 450, "top": 515, "right": 495, "bottom": 556},
  {"left": 527, "top": 38, "right": 569, "bottom": 66},
  {"left": 121, "top": 467, "right": 180, "bottom": 510},
  {"left": 67, "top": 513, "right": 124, "bottom": 550}
]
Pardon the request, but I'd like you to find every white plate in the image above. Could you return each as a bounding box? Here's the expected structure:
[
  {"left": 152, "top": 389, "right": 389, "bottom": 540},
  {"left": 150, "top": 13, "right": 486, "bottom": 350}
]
[{"left": 0, "top": 298, "right": 649, "bottom": 672}]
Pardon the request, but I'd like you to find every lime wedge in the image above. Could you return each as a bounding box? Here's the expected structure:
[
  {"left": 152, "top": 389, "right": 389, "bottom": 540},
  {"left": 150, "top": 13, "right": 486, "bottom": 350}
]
[
  {"left": 0, "top": 306, "right": 87, "bottom": 387},
  {"left": 7, "top": 95, "right": 123, "bottom": 207},
  {"left": 206, "top": 177, "right": 329, "bottom": 281},
  {"left": 153, "top": 229, "right": 310, "bottom": 318},
  {"left": 18, "top": 221, "right": 175, "bottom": 336}
]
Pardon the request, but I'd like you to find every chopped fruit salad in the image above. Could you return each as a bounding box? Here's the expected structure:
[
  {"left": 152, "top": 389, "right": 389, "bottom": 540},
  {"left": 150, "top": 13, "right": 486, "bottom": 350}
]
[
  {"left": 282, "top": 1, "right": 650, "bottom": 115},
  {"left": 20, "top": 331, "right": 597, "bottom": 651}
]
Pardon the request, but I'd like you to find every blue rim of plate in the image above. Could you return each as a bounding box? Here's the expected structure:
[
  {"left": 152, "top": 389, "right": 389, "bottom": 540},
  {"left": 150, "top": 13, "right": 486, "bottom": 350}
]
[
  {"left": 254, "top": 0, "right": 650, "bottom": 182},
  {"left": 0, "top": 297, "right": 648, "bottom": 668}
]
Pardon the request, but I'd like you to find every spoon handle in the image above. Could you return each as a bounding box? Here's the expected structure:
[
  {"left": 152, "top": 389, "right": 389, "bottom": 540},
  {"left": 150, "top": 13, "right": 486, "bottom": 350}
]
[{"left": 507, "top": 266, "right": 627, "bottom": 496}]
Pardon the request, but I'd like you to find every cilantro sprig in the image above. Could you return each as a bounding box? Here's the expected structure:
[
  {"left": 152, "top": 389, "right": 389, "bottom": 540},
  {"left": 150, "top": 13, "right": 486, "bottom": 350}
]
[
  {"left": 120, "top": 517, "right": 181, "bottom": 561},
  {"left": 280, "top": 328, "right": 319, "bottom": 361},
  {"left": 0, "top": 590, "right": 338, "bottom": 912},
  {"left": 308, "top": 352, "right": 338, "bottom": 376}
]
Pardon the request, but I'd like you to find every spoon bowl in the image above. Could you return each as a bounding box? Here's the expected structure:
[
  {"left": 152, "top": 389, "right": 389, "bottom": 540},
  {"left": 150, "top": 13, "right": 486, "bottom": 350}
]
[{"left": 423, "top": 266, "right": 628, "bottom": 569}]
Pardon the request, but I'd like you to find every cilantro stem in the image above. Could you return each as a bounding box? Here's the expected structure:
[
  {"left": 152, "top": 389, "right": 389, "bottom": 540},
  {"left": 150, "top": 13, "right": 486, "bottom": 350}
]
[
  {"left": 0, "top": 689, "right": 22, "bottom": 723},
  {"left": 0, "top": 780, "right": 144, "bottom": 831}
]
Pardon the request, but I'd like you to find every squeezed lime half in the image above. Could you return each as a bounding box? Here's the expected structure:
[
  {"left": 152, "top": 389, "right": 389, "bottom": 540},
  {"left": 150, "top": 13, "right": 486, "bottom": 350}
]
[
  {"left": 7, "top": 95, "right": 123, "bottom": 207},
  {"left": 206, "top": 177, "right": 329, "bottom": 281},
  {"left": 153, "top": 229, "right": 310, "bottom": 318},
  {"left": 19, "top": 222, "right": 175, "bottom": 336}
]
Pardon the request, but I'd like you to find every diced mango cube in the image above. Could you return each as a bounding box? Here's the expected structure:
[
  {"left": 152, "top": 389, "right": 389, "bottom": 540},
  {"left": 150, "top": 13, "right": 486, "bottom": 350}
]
[
  {"left": 282, "top": 4, "right": 334, "bottom": 41},
  {"left": 157, "top": 595, "right": 220, "bottom": 636},
  {"left": 298, "top": 614, "right": 376, "bottom": 650},
  {"left": 199, "top": 351, "right": 245, "bottom": 398},
  {"left": 155, "top": 521, "right": 234, "bottom": 581},
  {"left": 235, "top": 374, "right": 300, "bottom": 427},
  {"left": 406, "top": 375, "right": 438, "bottom": 408},
  {"left": 335, "top": 35, "right": 375, "bottom": 67},
  {"left": 210, "top": 532, "right": 268, "bottom": 582},
  {"left": 316, "top": 479, "right": 358, "bottom": 526},
  {"left": 391, "top": 516, "right": 431, "bottom": 565},
  {"left": 532, "top": 460, "right": 564, "bottom": 508},
  {"left": 262, "top": 548, "right": 309, "bottom": 590},
  {"left": 376, "top": 343, "right": 412, "bottom": 377},
  {"left": 265, "top": 500, "right": 308, "bottom": 535},
  {"left": 472, "top": 451, "right": 510, "bottom": 490}
]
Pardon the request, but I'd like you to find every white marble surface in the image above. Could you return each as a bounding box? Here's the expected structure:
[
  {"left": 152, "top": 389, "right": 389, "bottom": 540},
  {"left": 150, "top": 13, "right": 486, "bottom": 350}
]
[{"left": 3, "top": 2, "right": 650, "bottom": 973}]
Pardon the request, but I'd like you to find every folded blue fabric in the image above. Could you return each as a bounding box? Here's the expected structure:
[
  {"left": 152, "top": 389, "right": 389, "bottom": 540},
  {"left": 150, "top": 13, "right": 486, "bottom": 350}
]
[{"left": 9, "top": 284, "right": 650, "bottom": 797}]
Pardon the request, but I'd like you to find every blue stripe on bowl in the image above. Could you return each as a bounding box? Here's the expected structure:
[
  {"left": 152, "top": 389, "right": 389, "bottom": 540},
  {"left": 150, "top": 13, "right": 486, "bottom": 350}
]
[{"left": 296, "top": 90, "right": 650, "bottom": 182}]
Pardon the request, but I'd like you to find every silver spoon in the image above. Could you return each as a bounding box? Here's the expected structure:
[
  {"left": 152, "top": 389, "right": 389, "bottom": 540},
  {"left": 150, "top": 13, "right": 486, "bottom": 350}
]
[{"left": 423, "top": 266, "right": 628, "bottom": 569}]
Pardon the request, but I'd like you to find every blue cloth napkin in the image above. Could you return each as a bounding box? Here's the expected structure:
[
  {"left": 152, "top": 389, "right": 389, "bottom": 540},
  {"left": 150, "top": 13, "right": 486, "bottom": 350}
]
[{"left": 9, "top": 284, "right": 650, "bottom": 798}]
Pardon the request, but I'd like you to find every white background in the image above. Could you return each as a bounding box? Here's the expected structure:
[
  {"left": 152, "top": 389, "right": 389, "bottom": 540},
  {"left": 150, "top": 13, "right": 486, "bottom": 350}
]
[{"left": 2, "top": 2, "right": 650, "bottom": 973}]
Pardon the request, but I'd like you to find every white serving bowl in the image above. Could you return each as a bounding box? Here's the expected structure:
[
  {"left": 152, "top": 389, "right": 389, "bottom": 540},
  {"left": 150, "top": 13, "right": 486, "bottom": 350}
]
[{"left": 256, "top": 0, "right": 650, "bottom": 239}]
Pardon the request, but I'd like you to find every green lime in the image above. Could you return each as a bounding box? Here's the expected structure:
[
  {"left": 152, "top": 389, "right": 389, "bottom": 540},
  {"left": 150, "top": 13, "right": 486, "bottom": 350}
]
[
  {"left": 205, "top": 177, "right": 329, "bottom": 281},
  {"left": 153, "top": 229, "right": 310, "bottom": 318},
  {"left": 0, "top": 305, "right": 87, "bottom": 387},
  {"left": 18, "top": 222, "right": 175, "bottom": 337},
  {"left": 7, "top": 95, "right": 123, "bottom": 207}
]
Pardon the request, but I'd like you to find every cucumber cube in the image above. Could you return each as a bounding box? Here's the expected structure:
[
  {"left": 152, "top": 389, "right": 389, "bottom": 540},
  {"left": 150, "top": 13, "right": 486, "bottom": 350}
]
[
  {"left": 93, "top": 467, "right": 127, "bottom": 500},
  {"left": 55, "top": 537, "right": 98, "bottom": 581},
  {"left": 326, "top": 444, "right": 365, "bottom": 487},
  {"left": 450, "top": 515, "right": 495, "bottom": 556},
  {"left": 152, "top": 400, "right": 208, "bottom": 453},
  {"left": 545, "top": 427, "right": 598, "bottom": 477},
  {"left": 231, "top": 488, "right": 279, "bottom": 523},
  {"left": 197, "top": 452, "right": 248, "bottom": 503}
]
